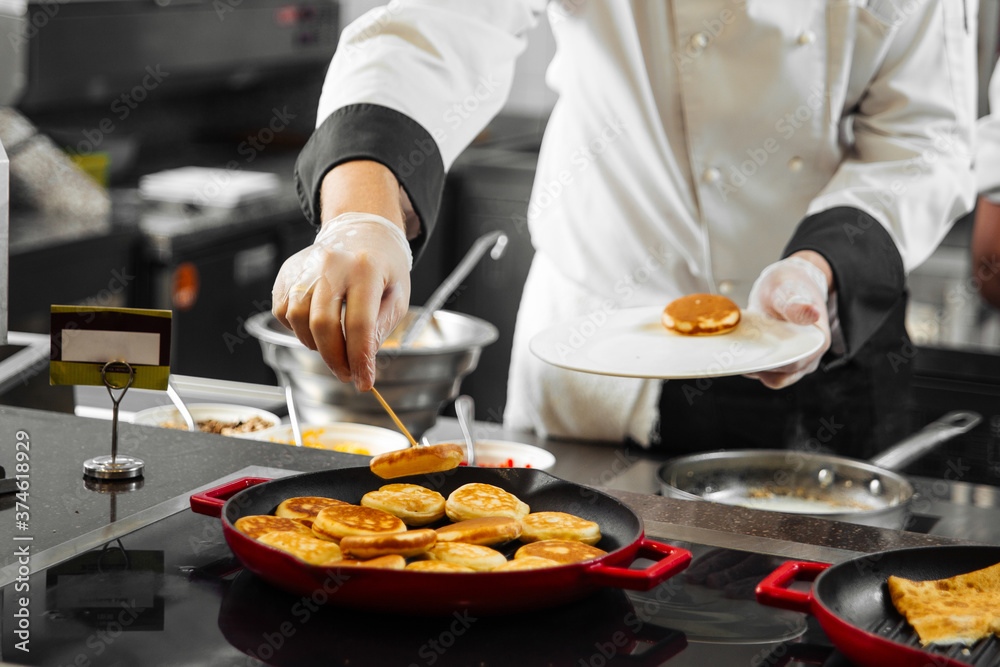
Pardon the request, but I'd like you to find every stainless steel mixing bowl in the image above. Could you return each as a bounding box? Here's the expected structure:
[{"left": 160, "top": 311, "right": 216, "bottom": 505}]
[{"left": 246, "top": 308, "right": 498, "bottom": 439}]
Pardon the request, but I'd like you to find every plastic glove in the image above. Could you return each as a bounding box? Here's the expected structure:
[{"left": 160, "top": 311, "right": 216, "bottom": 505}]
[
  {"left": 744, "top": 255, "right": 832, "bottom": 389},
  {"left": 272, "top": 212, "right": 412, "bottom": 392}
]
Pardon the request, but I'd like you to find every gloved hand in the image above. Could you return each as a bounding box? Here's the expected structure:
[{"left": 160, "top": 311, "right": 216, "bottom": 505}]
[
  {"left": 272, "top": 211, "right": 412, "bottom": 392},
  {"left": 744, "top": 254, "right": 832, "bottom": 389}
]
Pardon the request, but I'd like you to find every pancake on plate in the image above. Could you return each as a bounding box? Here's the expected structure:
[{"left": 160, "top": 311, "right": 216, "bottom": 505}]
[
  {"left": 333, "top": 554, "right": 406, "bottom": 570},
  {"left": 435, "top": 516, "right": 523, "bottom": 546},
  {"left": 311, "top": 505, "right": 407, "bottom": 541},
  {"left": 275, "top": 496, "right": 350, "bottom": 526},
  {"left": 888, "top": 561, "right": 1000, "bottom": 646},
  {"left": 257, "top": 531, "right": 343, "bottom": 565},
  {"left": 235, "top": 515, "right": 312, "bottom": 540},
  {"left": 519, "top": 511, "right": 601, "bottom": 545},
  {"left": 445, "top": 483, "right": 530, "bottom": 522},
  {"left": 662, "top": 293, "right": 741, "bottom": 336},
  {"left": 515, "top": 539, "right": 607, "bottom": 565},
  {"left": 424, "top": 542, "right": 508, "bottom": 572},
  {"left": 491, "top": 556, "right": 560, "bottom": 572},
  {"left": 361, "top": 484, "right": 446, "bottom": 526},
  {"left": 369, "top": 443, "right": 464, "bottom": 479},
  {"left": 405, "top": 560, "right": 476, "bottom": 573},
  {"left": 339, "top": 528, "right": 437, "bottom": 559}
]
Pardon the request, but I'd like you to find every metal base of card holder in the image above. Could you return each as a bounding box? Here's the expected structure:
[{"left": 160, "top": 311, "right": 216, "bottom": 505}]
[{"left": 84, "top": 361, "right": 145, "bottom": 480}]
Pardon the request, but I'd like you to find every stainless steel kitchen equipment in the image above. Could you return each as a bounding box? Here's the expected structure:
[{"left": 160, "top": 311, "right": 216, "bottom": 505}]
[
  {"left": 657, "top": 411, "right": 982, "bottom": 529},
  {"left": 1, "top": 138, "right": 7, "bottom": 345},
  {"left": 246, "top": 308, "right": 498, "bottom": 439}
]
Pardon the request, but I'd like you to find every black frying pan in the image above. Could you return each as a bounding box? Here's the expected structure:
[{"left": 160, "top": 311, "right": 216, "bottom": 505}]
[
  {"left": 757, "top": 545, "right": 1000, "bottom": 667},
  {"left": 191, "top": 466, "right": 691, "bottom": 614}
]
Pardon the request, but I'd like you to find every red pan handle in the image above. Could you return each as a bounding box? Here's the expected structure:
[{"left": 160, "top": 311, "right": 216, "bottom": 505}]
[
  {"left": 583, "top": 538, "right": 692, "bottom": 591},
  {"left": 755, "top": 560, "right": 830, "bottom": 614},
  {"left": 189, "top": 477, "right": 271, "bottom": 518}
]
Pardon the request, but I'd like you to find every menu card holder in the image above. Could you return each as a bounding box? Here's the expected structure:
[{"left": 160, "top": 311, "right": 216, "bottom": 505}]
[{"left": 82, "top": 361, "right": 145, "bottom": 480}]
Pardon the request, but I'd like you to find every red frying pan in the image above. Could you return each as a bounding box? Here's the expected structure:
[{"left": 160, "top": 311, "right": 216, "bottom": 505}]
[
  {"left": 756, "top": 545, "right": 1000, "bottom": 667},
  {"left": 190, "top": 466, "right": 691, "bottom": 614}
]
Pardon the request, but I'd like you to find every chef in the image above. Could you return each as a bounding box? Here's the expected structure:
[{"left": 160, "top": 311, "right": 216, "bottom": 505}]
[{"left": 274, "top": 1, "right": 976, "bottom": 459}]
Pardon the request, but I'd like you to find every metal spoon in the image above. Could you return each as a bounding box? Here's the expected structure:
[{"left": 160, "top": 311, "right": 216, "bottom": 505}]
[
  {"left": 454, "top": 394, "right": 477, "bottom": 467},
  {"left": 399, "top": 230, "right": 508, "bottom": 348},
  {"left": 166, "top": 381, "right": 196, "bottom": 432}
]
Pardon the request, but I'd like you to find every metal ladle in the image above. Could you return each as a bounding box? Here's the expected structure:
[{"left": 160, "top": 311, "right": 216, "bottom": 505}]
[
  {"left": 399, "top": 230, "right": 508, "bottom": 348},
  {"left": 454, "top": 394, "right": 477, "bottom": 467}
]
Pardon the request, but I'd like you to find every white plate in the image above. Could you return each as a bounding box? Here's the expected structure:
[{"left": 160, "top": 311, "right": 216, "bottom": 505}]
[
  {"left": 250, "top": 422, "right": 409, "bottom": 456},
  {"left": 436, "top": 439, "right": 556, "bottom": 470},
  {"left": 131, "top": 403, "right": 281, "bottom": 436},
  {"left": 529, "top": 307, "right": 825, "bottom": 379}
]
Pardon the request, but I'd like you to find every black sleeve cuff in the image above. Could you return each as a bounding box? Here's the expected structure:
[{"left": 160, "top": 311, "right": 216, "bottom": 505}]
[
  {"left": 782, "top": 206, "right": 906, "bottom": 364},
  {"left": 293, "top": 103, "right": 446, "bottom": 261}
]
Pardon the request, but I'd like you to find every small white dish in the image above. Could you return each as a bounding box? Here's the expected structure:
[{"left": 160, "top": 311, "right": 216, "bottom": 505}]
[
  {"left": 131, "top": 403, "right": 281, "bottom": 437},
  {"left": 250, "top": 422, "right": 409, "bottom": 456},
  {"left": 437, "top": 439, "right": 556, "bottom": 470}
]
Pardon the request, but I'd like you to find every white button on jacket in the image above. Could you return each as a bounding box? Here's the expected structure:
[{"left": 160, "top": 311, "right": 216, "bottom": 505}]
[{"left": 298, "top": 0, "right": 977, "bottom": 443}]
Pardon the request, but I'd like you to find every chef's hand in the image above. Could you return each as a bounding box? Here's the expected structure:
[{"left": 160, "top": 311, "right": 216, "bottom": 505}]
[
  {"left": 272, "top": 161, "right": 414, "bottom": 392},
  {"left": 744, "top": 251, "right": 833, "bottom": 389}
]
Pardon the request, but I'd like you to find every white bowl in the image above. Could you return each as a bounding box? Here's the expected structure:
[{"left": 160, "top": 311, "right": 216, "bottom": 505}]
[
  {"left": 250, "top": 422, "right": 410, "bottom": 456},
  {"left": 131, "top": 403, "right": 281, "bottom": 437},
  {"left": 437, "top": 439, "right": 556, "bottom": 470}
]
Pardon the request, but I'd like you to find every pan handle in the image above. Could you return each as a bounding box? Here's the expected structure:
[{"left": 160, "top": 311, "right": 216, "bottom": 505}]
[
  {"left": 583, "top": 538, "right": 692, "bottom": 591},
  {"left": 867, "top": 410, "right": 982, "bottom": 471},
  {"left": 754, "top": 560, "right": 829, "bottom": 614},
  {"left": 189, "top": 477, "right": 271, "bottom": 518}
]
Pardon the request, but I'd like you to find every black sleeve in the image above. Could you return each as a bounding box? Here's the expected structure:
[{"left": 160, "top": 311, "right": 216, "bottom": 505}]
[
  {"left": 782, "top": 206, "right": 906, "bottom": 367},
  {"left": 293, "top": 103, "right": 446, "bottom": 262}
]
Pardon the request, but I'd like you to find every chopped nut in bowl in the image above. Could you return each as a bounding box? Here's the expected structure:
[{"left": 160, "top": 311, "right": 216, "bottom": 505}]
[{"left": 131, "top": 404, "right": 281, "bottom": 437}]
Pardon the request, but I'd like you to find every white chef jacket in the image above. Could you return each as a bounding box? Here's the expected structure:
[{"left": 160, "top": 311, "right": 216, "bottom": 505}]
[
  {"left": 977, "top": 58, "right": 1000, "bottom": 195},
  {"left": 296, "top": 0, "right": 977, "bottom": 444}
]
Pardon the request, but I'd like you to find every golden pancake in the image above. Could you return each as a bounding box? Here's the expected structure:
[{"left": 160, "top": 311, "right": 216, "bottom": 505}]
[
  {"left": 340, "top": 528, "right": 437, "bottom": 559},
  {"left": 275, "top": 496, "right": 350, "bottom": 526},
  {"left": 310, "top": 504, "right": 407, "bottom": 541},
  {"left": 425, "top": 542, "right": 508, "bottom": 572},
  {"left": 435, "top": 516, "right": 523, "bottom": 546},
  {"left": 491, "top": 556, "right": 560, "bottom": 572},
  {"left": 662, "top": 293, "right": 741, "bottom": 336},
  {"left": 333, "top": 554, "right": 406, "bottom": 570},
  {"left": 405, "top": 560, "right": 476, "bottom": 573},
  {"left": 888, "top": 561, "right": 1000, "bottom": 646},
  {"left": 445, "top": 483, "right": 530, "bottom": 522},
  {"left": 370, "top": 443, "right": 464, "bottom": 479},
  {"left": 361, "top": 484, "right": 446, "bottom": 526},
  {"left": 257, "top": 531, "right": 344, "bottom": 565},
  {"left": 515, "top": 540, "right": 607, "bottom": 564},
  {"left": 519, "top": 512, "right": 602, "bottom": 545},
  {"left": 234, "top": 515, "right": 312, "bottom": 540}
]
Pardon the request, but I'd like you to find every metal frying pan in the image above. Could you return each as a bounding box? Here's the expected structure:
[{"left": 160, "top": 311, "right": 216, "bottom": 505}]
[
  {"left": 190, "top": 466, "right": 692, "bottom": 615},
  {"left": 756, "top": 545, "right": 1000, "bottom": 667},
  {"left": 657, "top": 411, "right": 981, "bottom": 528}
]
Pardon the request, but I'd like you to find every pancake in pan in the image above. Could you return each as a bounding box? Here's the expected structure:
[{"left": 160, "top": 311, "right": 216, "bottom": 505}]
[
  {"left": 340, "top": 528, "right": 437, "bottom": 559},
  {"left": 491, "top": 556, "right": 560, "bottom": 572},
  {"left": 311, "top": 505, "right": 407, "bottom": 541},
  {"left": 405, "top": 560, "right": 476, "bottom": 573},
  {"left": 435, "top": 516, "right": 523, "bottom": 546},
  {"left": 275, "top": 496, "right": 350, "bottom": 526},
  {"left": 515, "top": 539, "right": 607, "bottom": 565},
  {"left": 519, "top": 511, "right": 601, "bottom": 545},
  {"left": 424, "top": 542, "right": 508, "bottom": 571},
  {"left": 361, "top": 484, "right": 446, "bottom": 526},
  {"left": 235, "top": 515, "right": 312, "bottom": 540},
  {"left": 257, "top": 531, "right": 343, "bottom": 565},
  {"left": 445, "top": 483, "right": 530, "bottom": 522}
]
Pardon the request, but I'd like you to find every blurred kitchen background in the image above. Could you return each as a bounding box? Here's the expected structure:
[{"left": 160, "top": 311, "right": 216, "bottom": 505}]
[{"left": 1, "top": 0, "right": 1000, "bottom": 481}]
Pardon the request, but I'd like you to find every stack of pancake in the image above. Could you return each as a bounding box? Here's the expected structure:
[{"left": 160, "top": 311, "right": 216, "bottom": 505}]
[{"left": 234, "top": 481, "right": 607, "bottom": 572}]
